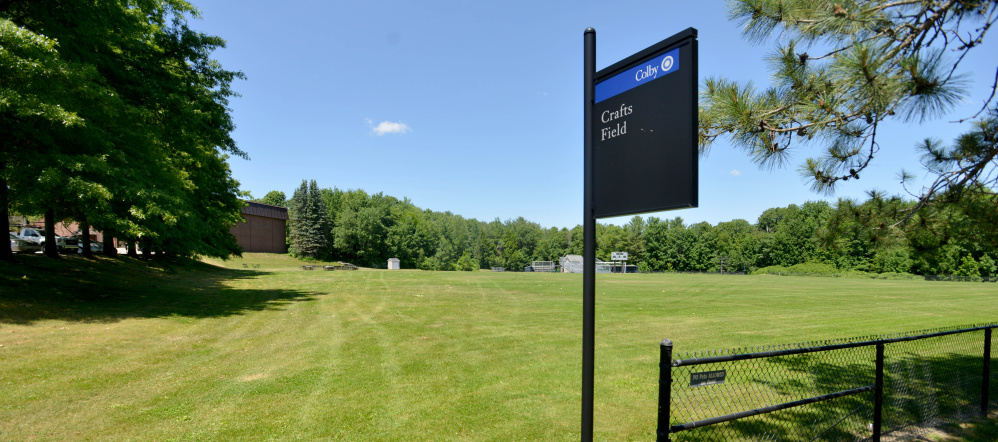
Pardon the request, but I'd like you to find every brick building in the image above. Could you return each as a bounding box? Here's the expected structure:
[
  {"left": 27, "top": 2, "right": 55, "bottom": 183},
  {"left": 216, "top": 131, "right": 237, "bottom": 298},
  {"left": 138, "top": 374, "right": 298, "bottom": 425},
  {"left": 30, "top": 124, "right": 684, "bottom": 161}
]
[{"left": 230, "top": 201, "right": 288, "bottom": 253}]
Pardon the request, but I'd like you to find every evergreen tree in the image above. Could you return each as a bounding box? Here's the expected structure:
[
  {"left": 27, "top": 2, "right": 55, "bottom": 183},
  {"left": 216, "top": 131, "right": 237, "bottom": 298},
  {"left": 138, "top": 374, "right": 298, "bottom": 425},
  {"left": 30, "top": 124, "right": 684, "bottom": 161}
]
[
  {"left": 307, "top": 180, "right": 330, "bottom": 257},
  {"left": 287, "top": 181, "right": 308, "bottom": 258},
  {"left": 287, "top": 180, "right": 330, "bottom": 259}
]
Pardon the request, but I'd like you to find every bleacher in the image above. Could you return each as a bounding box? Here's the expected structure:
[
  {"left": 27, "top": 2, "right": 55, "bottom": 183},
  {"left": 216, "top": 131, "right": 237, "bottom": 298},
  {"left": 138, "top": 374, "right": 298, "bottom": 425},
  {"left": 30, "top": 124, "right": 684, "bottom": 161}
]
[{"left": 531, "top": 261, "right": 556, "bottom": 272}]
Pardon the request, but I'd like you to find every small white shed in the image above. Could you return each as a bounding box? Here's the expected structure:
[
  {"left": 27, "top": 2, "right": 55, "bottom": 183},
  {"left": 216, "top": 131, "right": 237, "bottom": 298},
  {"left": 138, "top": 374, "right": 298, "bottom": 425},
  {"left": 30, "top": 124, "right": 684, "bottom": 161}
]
[{"left": 388, "top": 258, "right": 401, "bottom": 270}]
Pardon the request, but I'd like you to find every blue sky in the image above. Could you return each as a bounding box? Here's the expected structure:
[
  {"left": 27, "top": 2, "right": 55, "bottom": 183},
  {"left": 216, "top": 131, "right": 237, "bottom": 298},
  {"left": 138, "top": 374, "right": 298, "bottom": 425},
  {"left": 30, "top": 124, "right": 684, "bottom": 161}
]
[{"left": 190, "top": 0, "right": 995, "bottom": 229}]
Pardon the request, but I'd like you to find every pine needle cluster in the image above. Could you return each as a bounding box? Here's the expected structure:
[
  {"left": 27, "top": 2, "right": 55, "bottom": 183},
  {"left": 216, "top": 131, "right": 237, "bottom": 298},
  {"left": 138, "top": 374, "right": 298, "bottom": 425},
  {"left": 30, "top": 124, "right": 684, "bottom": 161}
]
[{"left": 701, "top": 0, "right": 997, "bottom": 207}]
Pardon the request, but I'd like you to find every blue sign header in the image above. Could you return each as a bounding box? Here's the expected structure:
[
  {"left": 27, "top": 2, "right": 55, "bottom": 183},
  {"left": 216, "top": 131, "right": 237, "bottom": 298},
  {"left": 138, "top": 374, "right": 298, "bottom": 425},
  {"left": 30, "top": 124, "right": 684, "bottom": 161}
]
[{"left": 595, "top": 47, "right": 680, "bottom": 103}]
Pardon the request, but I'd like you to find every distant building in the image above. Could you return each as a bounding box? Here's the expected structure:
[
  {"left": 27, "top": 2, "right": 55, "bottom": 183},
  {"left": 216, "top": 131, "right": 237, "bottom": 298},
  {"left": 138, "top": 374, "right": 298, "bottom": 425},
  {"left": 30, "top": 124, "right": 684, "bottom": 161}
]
[
  {"left": 388, "top": 258, "right": 400, "bottom": 269},
  {"left": 559, "top": 255, "right": 613, "bottom": 273},
  {"left": 230, "top": 201, "right": 288, "bottom": 253},
  {"left": 560, "top": 255, "right": 583, "bottom": 273}
]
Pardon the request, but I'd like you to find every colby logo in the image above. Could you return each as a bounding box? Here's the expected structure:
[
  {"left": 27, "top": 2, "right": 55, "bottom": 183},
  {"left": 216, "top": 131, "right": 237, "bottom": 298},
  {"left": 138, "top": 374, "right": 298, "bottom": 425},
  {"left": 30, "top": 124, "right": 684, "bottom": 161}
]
[
  {"left": 634, "top": 55, "right": 675, "bottom": 82},
  {"left": 661, "top": 55, "right": 674, "bottom": 71}
]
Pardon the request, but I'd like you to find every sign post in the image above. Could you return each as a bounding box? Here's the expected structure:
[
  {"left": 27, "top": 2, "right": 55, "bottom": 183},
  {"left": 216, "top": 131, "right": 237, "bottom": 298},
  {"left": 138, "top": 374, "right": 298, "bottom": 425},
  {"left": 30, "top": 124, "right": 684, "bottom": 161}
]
[
  {"left": 582, "top": 27, "right": 597, "bottom": 442},
  {"left": 582, "top": 27, "right": 697, "bottom": 441}
]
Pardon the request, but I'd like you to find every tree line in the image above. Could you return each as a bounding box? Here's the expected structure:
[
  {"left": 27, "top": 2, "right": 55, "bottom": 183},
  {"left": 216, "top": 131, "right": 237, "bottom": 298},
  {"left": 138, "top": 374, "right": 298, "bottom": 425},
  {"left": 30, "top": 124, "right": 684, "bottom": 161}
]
[
  {"left": 263, "top": 181, "right": 998, "bottom": 278},
  {"left": 2, "top": 1, "right": 244, "bottom": 259}
]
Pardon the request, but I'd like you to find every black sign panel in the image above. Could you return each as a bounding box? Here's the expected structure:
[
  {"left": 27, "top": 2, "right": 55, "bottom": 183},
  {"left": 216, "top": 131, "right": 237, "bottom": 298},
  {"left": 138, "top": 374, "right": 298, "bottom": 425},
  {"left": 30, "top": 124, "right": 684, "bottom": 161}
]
[
  {"left": 689, "top": 369, "right": 726, "bottom": 387},
  {"left": 593, "top": 29, "right": 697, "bottom": 219}
]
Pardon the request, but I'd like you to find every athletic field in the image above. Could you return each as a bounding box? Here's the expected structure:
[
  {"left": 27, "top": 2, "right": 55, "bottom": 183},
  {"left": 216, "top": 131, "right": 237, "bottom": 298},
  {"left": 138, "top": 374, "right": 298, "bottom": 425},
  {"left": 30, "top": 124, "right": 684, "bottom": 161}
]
[{"left": 0, "top": 253, "right": 993, "bottom": 440}]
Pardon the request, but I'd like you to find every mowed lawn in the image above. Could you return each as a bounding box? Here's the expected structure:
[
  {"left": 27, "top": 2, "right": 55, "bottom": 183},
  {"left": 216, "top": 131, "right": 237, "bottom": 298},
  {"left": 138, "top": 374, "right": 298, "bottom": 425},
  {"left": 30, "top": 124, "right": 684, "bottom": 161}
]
[{"left": 0, "top": 253, "right": 994, "bottom": 440}]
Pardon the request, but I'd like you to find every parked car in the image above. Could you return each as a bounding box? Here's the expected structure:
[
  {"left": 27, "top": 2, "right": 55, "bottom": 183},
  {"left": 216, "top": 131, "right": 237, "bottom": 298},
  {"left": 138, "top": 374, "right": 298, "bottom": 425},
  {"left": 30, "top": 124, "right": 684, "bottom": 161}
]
[
  {"left": 78, "top": 240, "right": 104, "bottom": 254},
  {"left": 9, "top": 232, "right": 41, "bottom": 254},
  {"left": 18, "top": 228, "right": 79, "bottom": 253}
]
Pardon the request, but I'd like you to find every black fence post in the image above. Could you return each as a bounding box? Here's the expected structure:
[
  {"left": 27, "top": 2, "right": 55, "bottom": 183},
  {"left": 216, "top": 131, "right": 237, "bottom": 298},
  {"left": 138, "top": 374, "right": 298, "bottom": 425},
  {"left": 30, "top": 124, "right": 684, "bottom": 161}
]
[
  {"left": 873, "top": 343, "right": 884, "bottom": 442},
  {"left": 658, "top": 339, "right": 673, "bottom": 442},
  {"left": 983, "top": 327, "right": 992, "bottom": 417}
]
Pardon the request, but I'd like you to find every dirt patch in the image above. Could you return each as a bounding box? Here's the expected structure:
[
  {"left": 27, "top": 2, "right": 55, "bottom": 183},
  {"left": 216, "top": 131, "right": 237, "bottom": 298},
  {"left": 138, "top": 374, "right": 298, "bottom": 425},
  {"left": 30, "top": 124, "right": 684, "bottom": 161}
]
[{"left": 239, "top": 373, "right": 267, "bottom": 382}]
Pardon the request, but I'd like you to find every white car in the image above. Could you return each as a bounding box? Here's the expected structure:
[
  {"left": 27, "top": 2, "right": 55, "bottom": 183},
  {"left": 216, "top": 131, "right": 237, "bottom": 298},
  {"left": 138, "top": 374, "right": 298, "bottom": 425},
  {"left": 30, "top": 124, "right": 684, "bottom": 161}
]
[
  {"left": 18, "top": 228, "right": 78, "bottom": 253},
  {"left": 9, "top": 232, "right": 41, "bottom": 254}
]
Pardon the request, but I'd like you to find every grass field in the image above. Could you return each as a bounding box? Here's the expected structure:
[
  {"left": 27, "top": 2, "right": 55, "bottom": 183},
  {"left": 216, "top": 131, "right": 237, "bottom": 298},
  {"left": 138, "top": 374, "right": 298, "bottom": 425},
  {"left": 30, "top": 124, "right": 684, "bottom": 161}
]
[{"left": 1, "top": 253, "right": 995, "bottom": 440}]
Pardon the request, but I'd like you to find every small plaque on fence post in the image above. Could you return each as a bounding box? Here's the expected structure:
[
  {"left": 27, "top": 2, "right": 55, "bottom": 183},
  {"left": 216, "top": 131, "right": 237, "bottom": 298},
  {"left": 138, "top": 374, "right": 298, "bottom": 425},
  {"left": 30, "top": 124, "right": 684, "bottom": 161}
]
[{"left": 690, "top": 370, "right": 726, "bottom": 387}]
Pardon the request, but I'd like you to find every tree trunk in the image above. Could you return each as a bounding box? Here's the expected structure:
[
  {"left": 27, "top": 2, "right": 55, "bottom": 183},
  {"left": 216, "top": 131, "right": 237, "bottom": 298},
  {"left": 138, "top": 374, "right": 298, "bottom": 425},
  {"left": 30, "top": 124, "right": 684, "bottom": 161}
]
[
  {"left": 44, "top": 209, "right": 58, "bottom": 258},
  {"left": 102, "top": 228, "right": 117, "bottom": 257},
  {"left": 0, "top": 172, "right": 11, "bottom": 261},
  {"left": 80, "top": 216, "right": 92, "bottom": 258},
  {"left": 127, "top": 240, "right": 137, "bottom": 257}
]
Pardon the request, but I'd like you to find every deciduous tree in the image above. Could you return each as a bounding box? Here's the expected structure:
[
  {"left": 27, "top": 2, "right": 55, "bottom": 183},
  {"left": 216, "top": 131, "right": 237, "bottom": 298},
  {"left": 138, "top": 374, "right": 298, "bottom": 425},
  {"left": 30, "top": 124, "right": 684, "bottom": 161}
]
[{"left": 1, "top": 0, "right": 246, "bottom": 259}]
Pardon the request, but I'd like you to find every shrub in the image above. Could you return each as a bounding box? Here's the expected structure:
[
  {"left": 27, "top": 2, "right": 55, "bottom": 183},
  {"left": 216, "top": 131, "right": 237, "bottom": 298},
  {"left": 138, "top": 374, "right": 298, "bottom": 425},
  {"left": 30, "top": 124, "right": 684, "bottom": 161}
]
[
  {"left": 955, "top": 254, "right": 981, "bottom": 280},
  {"left": 873, "top": 272, "right": 920, "bottom": 280},
  {"left": 752, "top": 265, "right": 788, "bottom": 275},
  {"left": 457, "top": 253, "right": 478, "bottom": 272},
  {"left": 977, "top": 254, "right": 995, "bottom": 278},
  {"left": 786, "top": 262, "right": 840, "bottom": 274},
  {"left": 870, "top": 248, "right": 912, "bottom": 274}
]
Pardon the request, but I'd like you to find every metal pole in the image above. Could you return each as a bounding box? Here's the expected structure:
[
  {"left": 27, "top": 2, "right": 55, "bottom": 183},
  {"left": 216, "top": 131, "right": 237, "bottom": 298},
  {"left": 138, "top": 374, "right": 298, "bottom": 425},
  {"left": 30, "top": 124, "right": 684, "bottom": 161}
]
[
  {"left": 582, "top": 26, "right": 596, "bottom": 442},
  {"left": 657, "top": 339, "right": 673, "bottom": 441},
  {"left": 983, "top": 327, "right": 992, "bottom": 417},
  {"left": 873, "top": 343, "right": 884, "bottom": 441}
]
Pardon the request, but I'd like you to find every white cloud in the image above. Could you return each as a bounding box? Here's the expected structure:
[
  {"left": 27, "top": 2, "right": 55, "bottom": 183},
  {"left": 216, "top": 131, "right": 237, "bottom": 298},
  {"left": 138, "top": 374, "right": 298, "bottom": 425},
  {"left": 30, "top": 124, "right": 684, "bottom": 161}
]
[
  {"left": 367, "top": 119, "right": 411, "bottom": 136},
  {"left": 729, "top": 169, "right": 742, "bottom": 177}
]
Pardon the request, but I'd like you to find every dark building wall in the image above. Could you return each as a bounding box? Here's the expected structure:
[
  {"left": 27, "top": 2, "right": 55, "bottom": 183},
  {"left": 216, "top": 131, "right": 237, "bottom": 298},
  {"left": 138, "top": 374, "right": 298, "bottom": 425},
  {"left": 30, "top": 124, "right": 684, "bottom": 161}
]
[{"left": 230, "top": 202, "right": 288, "bottom": 253}]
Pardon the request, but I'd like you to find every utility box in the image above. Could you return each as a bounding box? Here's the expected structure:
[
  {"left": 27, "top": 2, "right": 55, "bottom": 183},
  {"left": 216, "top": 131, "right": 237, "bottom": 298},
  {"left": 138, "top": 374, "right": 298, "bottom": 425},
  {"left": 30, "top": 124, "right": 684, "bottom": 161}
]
[{"left": 387, "top": 258, "right": 400, "bottom": 270}]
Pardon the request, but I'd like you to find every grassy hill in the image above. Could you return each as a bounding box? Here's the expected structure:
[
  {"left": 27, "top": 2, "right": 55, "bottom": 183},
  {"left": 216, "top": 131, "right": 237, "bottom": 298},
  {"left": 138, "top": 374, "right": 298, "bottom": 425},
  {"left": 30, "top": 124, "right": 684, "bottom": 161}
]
[{"left": 0, "top": 253, "right": 994, "bottom": 440}]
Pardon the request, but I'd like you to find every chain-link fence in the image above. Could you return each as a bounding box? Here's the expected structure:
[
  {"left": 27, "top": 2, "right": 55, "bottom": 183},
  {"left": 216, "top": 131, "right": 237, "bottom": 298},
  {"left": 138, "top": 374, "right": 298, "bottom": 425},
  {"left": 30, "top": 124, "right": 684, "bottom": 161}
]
[{"left": 658, "top": 324, "right": 996, "bottom": 441}]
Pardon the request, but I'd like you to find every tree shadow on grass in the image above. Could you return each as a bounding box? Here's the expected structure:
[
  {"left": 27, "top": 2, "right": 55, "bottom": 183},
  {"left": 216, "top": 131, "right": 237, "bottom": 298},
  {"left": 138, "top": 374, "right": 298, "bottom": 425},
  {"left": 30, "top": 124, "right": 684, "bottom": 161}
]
[
  {"left": 0, "top": 254, "right": 319, "bottom": 325},
  {"left": 670, "top": 335, "right": 995, "bottom": 441}
]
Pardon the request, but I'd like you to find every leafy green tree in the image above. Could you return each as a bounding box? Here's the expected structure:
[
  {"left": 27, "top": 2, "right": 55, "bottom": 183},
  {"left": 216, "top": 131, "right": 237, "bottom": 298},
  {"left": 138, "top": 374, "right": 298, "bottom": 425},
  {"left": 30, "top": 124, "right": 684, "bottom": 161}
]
[
  {"left": 385, "top": 204, "right": 432, "bottom": 269},
  {"left": 715, "top": 219, "right": 759, "bottom": 272},
  {"left": 333, "top": 193, "right": 397, "bottom": 266},
  {"left": 1, "top": 13, "right": 97, "bottom": 258},
  {"left": 595, "top": 223, "right": 622, "bottom": 262},
  {"left": 682, "top": 222, "right": 717, "bottom": 271},
  {"left": 643, "top": 217, "right": 686, "bottom": 271},
  {"left": 534, "top": 227, "right": 570, "bottom": 263},
  {"left": 758, "top": 202, "right": 831, "bottom": 267},
  {"left": 2, "top": 0, "right": 246, "bottom": 259},
  {"left": 567, "top": 225, "right": 584, "bottom": 256},
  {"left": 905, "top": 187, "right": 997, "bottom": 274},
  {"left": 257, "top": 191, "right": 287, "bottom": 207},
  {"left": 701, "top": 0, "right": 997, "bottom": 212},
  {"left": 457, "top": 251, "right": 479, "bottom": 271},
  {"left": 499, "top": 229, "right": 526, "bottom": 270},
  {"left": 820, "top": 193, "right": 913, "bottom": 270},
  {"left": 870, "top": 247, "right": 912, "bottom": 274}
]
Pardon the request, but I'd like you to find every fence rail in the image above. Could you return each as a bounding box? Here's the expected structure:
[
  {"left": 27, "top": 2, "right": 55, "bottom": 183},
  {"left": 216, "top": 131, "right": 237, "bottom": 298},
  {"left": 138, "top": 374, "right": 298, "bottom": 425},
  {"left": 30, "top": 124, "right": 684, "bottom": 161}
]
[{"left": 658, "top": 324, "right": 996, "bottom": 441}]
